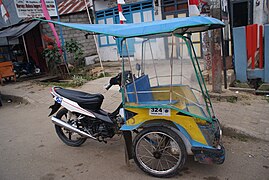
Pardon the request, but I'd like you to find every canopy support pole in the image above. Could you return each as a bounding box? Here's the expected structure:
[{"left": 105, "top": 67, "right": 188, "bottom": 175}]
[
  {"left": 169, "top": 34, "right": 175, "bottom": 103},
  {"left": 148, "top": 40, "right": 159, "bottom": 86},
  {"left": 141, "top": 39, "right": 147, "bottom": 75},
  {"left": 125, "top": 39, "right": 139, "bottom": 103},
  {"left": 22, "top": 35, "right": 29, "bottom": 63},
  {"left": 84, "top": 0, "right": 105, "bottom": 77}
]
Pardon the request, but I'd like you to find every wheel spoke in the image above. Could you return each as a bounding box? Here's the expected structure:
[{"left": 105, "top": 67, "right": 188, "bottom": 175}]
[
  {"left": 159, "top": 145, "right": 173, "bottom": 152},
  {"left": 160, "top": 136, "right": 167, "bottom": 145},
  {"left": 164, "top": 157, "right": 171, "bottom": 169},
  {"left": 157, "top": 135, "right": 166, "bottom": 149},
  {"left": 143, "top": 157, "right": 154, "bottom": 165},
  {"left": 162, "top": 137, "right": 171, "bottom": 150},
  {"left": 143, "top": 137, "right": 156, "bottom": 150},
  {"left": 140, "top": 154, "right": 154, "bottom": 159},
  {"left": 164, "top": 157, "right": 177, "bottom": 166},
  {"left": 162, "top": 150, "right": 179, "bottom": 161},
  {"left": 141, "top": 144, "right": 154, "bottom": 156},
  {"left": 156, "top": 159, "right": 160, "bottom": 170},
  {"left": 156, "top": 133, "right": 161, "bottom": 145},
  {"left": 159, "top": 159, "right": 164, "bottom": 171}
]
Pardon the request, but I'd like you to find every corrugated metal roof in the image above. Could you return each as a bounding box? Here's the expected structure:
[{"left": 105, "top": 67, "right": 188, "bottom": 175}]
[{"left": 58, "top": 0, "right": 91, "bottom": 15}]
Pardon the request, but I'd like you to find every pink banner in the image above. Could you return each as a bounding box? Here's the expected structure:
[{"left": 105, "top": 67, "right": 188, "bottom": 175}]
[{"left": 40, "top": 0, "right": 62, "bottom": 54}]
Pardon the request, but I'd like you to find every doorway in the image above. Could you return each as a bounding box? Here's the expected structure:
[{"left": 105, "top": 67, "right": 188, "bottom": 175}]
[{"left": 231, "top": 0, "right": 253, "bottom": 28}]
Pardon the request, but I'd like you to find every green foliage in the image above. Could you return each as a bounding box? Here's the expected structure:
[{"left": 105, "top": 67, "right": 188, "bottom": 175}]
[
  {"left": 98, "top": 72, "right": 110, "bottom": 78},
  {"left": 71, "top": 75, "right": 87, "bottom": 87},
  {"left": 65, "top": 39, "right": 84, "bottom": 66},
  {"left": 42, "top": 47, "right": 62, "bottom": 74},
  {"left": 39, "top": 72, "right": 111, "bottom": 88},
  {"left": 40, "top": 75, "right": 87, "bottom": 88}
]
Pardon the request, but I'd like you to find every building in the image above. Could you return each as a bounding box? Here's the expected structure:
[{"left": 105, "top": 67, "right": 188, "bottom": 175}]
[
  {"left": 0, "top": 0, "right": 98, "bottom": 73},
  {"left": 0, "top": 0, "right": 46, "bottom": 71},
  {"left": 92, "top": 0, "right": 205, "bottom": 61},
  {"left": 40, "top": 0, "right": 97, "bottom": 63}
]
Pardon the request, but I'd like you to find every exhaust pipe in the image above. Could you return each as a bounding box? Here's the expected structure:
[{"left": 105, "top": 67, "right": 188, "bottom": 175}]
[{"left": 51, "top": 116, "right": 96, "bottom": 140}]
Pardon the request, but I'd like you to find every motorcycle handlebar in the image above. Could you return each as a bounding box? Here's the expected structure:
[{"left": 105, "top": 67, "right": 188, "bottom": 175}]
[
  {"left": 105, "top": 83, "right": 113, "bottom": 90},
  {"left": 105, "top": 71, "right": 132, "bottom": 90}
]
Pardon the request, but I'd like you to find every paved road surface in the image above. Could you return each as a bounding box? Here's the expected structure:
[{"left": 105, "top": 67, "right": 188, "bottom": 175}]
[{"left": 0, "top": 102, "right": 268, "bottom": 180}]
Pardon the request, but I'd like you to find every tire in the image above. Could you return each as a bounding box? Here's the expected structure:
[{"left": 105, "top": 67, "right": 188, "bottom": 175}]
[
  {"left": 55, "top": 108, "right": 87, "bottom": 147},
  {"left": 133, "top": 126, "right": 187, "bottom": 178}
]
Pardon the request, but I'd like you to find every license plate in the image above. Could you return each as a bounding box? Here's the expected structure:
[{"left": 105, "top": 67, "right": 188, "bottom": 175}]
[{"left": 149, "top": 108, "right": 171, "bottom": 116}]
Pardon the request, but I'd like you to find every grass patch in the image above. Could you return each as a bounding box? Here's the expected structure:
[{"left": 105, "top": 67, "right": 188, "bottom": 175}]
[
  {"left": 226, "top": 96, "right": 237, "bottom": 103},
  {"left": 39, "top": 72, "right": 111, "bottom": 88},
  {"left": 231, "top": 134, "right": 249, "bottom": 142}
]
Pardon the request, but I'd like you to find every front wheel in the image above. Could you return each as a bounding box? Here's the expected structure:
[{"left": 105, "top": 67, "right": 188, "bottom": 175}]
[
  {"left": 55, "top": 108, "right": 87, "bottom": 147},
  {"left": 133, "top": 126, "right": 187, "bottom": 178}
]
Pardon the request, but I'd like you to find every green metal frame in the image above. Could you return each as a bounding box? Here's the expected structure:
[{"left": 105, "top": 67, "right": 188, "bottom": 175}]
[
  {"left": 120, "top": 34, "right": 215, "bottom": 123},
  {"left": 178, "top": 35, "right": 215, "bottom": 121}
]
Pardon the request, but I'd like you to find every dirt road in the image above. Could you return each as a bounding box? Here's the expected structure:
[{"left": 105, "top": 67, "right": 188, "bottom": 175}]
[{"left": 0, "top": 102, "right": 268, "bottom": 180}]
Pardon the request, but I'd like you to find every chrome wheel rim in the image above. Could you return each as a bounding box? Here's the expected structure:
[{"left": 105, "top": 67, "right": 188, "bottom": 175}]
[
  {"left": 61, "top": 114, "right": 83, "bottom": 141},
  {"left": 135, "top": 131, "right": 181, "bottom": 175}
]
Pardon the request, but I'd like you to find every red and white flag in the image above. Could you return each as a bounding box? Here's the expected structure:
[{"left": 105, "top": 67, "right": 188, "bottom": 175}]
[
  {"left": 0, "top": 0, "right": 9, "bottom": 22},
  {"left": 188, "top": 0, "right": 200, "bottom": 16},
  {"left": 117, "top": 0, "right": 126, "bottom": 24}
]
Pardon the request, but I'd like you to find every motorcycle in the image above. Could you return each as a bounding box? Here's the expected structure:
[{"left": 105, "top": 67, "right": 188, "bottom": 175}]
[
  {"left": 13, "top": 59, "right": 41, "bottom": 78},
  {"left": 45, "top": 15, "right": 225, "bottom": 178},
  {"left": 49, "top": 72, "right": 132, "bottom": 145}
]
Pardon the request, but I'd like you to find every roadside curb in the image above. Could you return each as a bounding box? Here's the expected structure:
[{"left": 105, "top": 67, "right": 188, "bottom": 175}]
[
  {"left": 221, "top": 124, "right": 268, "bottom": 142},
  {"left": 209, "top": 92, "right": 238, "bottom": 103}
]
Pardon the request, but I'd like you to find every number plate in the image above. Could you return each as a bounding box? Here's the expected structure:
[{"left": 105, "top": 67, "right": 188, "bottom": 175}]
[{"left": 149, "top": 108, "right": 171, "bottom": 116}]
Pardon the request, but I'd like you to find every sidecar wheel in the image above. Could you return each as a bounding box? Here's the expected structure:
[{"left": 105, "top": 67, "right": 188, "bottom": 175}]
[
  {"left": 55, "top": 108, "right": 87, "bottom": 147},
  {"left": 133, "top": 126, "right": 187, "bottom": 178}
]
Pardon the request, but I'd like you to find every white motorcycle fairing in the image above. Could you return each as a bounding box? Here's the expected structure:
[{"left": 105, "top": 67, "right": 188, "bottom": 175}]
[{"left": 50, "top": 87, "right": 96, "bottom": 118}]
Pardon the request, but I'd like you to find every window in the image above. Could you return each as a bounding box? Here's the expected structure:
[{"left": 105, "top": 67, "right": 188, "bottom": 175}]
[{"left": 95, "top": 1, "right": 154, "bottom": 47}]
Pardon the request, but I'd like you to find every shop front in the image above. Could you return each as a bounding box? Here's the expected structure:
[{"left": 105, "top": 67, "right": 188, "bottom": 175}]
[{"left": 0, "top": 20, "right": 47, "bottom": 72}]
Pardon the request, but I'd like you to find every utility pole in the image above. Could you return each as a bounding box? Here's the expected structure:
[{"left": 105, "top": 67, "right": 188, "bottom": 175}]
[
  {"left": 83, "top": 0, "right": 105, "bottom": 76},
  {"left": 211, "top": 0, "right": 222, "bottom": 93}
]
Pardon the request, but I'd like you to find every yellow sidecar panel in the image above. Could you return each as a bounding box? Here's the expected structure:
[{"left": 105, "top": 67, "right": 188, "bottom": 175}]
[{"left": 124, "top": 106, "right": 208, "bottom": 145}]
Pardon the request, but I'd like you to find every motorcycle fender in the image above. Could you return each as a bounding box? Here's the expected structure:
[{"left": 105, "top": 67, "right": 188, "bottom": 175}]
[{"left": 48, "top": 102, "right": 61, "bottom": 116}]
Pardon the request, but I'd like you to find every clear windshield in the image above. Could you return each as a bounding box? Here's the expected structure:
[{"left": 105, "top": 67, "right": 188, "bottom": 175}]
[{"left": 121, "top": 34, "right": 214, "bottom": 121}]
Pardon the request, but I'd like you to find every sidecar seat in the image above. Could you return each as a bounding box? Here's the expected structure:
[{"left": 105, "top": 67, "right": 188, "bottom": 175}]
[
  {"left": 126, "top": 75, "right": 177, "bottom": 105},
  {"left": 126, "top": 75, "right": 153, "bottom": 103}
]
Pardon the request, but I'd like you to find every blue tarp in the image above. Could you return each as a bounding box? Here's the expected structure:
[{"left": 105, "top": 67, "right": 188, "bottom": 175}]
[{"left": 36, "top": 16, "right": 224, "bottom": 38}]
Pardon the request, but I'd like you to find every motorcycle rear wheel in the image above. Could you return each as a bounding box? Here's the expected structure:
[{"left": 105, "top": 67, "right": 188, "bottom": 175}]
[{"left": 55, "top": 108, "right": 87, "bottom": 147}]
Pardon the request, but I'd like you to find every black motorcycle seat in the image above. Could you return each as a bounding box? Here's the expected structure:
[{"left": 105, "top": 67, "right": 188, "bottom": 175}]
[{"left": 56, "top": 88, "right": 104, "bottom": 110}]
